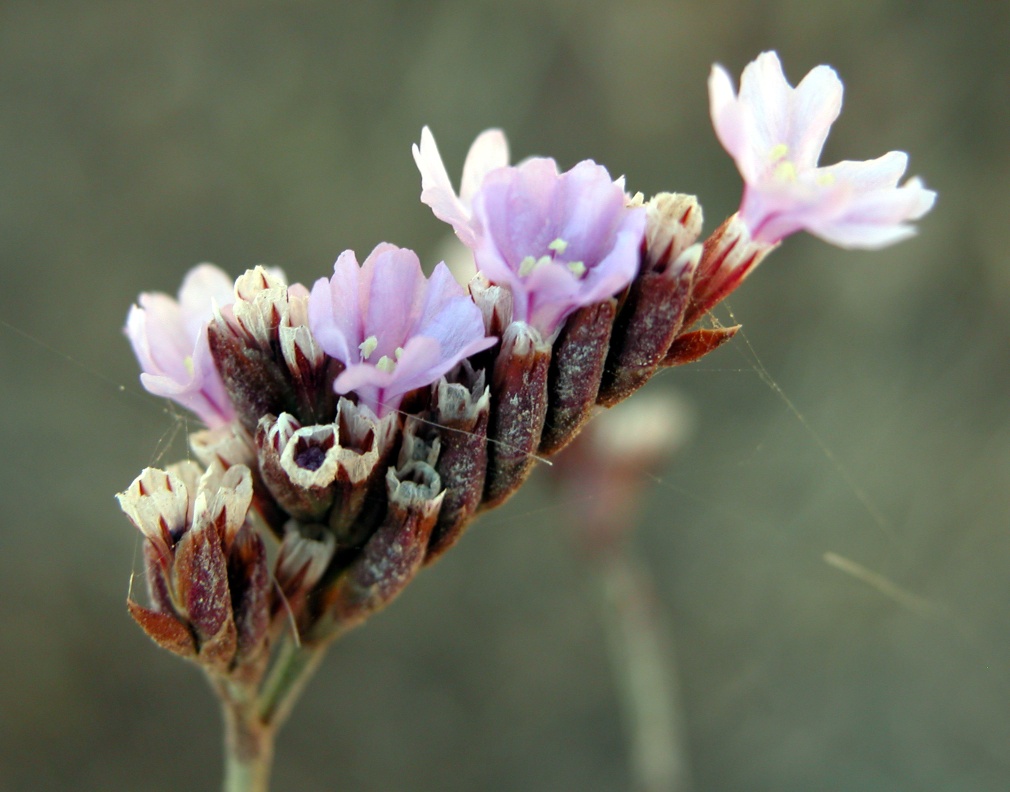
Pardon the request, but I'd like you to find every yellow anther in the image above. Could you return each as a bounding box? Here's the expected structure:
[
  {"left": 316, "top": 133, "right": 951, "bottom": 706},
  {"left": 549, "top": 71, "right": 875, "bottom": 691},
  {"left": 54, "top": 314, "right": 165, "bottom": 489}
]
[
  {"left": 518, "top": 255, "right": 538, "bottom": 277},
  {"left": 184, "top": 356, "right": 195, "bottom": 377},
  {"left": 816, "top": 171, "right": 836, "bottom": 187},
  {"left": 358, "top": 335, "right": 379, "bottom": 360},
  {"left": 394, "top": 346, "right": 405, "bottom": 360},
  {"left": 548, "top": 238, "right": 569, "bottom": 254},
  {"left": 375, "top": 355, "right": 396, "bottom": 373},
  {"left": 773, "top": 160, "right": 797, "bottom": 182},
  {"left": 566, "top": 261, "right": 587, "bottom": 277},
  {"left": 769, "top": 143, "right": 789, "bottom": 161}
]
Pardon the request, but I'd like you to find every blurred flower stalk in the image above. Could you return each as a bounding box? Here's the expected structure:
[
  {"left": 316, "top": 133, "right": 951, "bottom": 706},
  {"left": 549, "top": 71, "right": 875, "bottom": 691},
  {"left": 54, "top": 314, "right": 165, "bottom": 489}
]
[
  {"left": 552, "top": 394, "right": 695, "bottom": 792},
  {"left": 117, "top": 52, "right": 934, "bottom": 791}
]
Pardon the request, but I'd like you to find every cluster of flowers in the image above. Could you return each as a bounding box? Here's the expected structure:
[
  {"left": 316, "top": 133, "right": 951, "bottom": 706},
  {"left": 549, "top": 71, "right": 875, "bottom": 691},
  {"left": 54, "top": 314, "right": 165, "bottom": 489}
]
[{"left": 118, "top": 53, "right": 934, "bottom": 678}]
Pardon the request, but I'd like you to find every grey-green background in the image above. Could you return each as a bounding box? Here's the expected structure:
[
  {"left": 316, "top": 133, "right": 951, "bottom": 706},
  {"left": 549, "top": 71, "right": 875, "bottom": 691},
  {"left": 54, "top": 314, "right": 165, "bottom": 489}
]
[{"left": 2, "top": 2, "right": 1007, "bottom": 790}]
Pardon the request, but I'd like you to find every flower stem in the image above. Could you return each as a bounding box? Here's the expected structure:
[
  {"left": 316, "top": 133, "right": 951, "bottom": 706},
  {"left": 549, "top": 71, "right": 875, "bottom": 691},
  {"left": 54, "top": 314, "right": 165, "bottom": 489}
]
[
  {"left": 595, "top": 549, "right": 693, "bottom": 792},
  {"left": 257, "top": 636, "right": 327, "bottom": 729},
  {"left": 218, "top": 679, "right": 275, "bottom": 792}
]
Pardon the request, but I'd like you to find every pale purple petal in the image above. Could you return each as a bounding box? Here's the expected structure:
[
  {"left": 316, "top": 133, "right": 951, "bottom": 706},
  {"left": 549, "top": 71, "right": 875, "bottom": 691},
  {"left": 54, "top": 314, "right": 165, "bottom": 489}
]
[
  {"left": 460, "top": 128, "right": 509, "bottom": 206},
  {"left": 710, "top": 50, "right": 935, "bottom": 249},
  {"left": 413, "top": 127, "right": 479, "bottom": 248},
  {"left": 309, "top": 250, "right": 362, "bottom": 364},
  {"left": 807, "top": 176, "right": 937, "bottom": 249},
  {"left": 178, "top": 264, "right": 234, "bottom": 340},
  {"left": 470, "top": 157, "right": 646, "bottom": 337},
  {"left": 125, "top": 264, "right": 236, "bottom": 427},
  {"left": 789, "top": 64, "right": 843, "bottom": 168}
]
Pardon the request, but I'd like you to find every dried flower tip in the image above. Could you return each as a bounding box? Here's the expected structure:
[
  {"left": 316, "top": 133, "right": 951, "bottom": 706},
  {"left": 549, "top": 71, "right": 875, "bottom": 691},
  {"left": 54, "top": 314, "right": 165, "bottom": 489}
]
[
  {"left": 189, "top": 424, "right": 256, "bottom": 470},
  {"left": 643, "top": 193, "right": 704, "bottom": 271}
]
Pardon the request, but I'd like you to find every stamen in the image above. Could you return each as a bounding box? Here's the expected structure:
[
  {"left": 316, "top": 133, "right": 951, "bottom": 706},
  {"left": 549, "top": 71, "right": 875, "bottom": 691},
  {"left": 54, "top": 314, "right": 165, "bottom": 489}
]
[
  {"left": 774, "top": 161, "right": 797, "bottom": 182},
  {"left": 394, "top": 347, "right": 405, "bottom": 360},
  {"left": 566, "top": 261, "right": 587, "bottom": 277},
  {"left": 817, "top": 171, "right": 836, "bottom": 186},
  {"left": 768, "top": 143, "right": 789, "bottom": 161},
  {"left": 183, "top": 356, "right": 195, "bottom": 377},
  {"left": 375, "top": 355, "right": 396, "bottom": 373},
  {"left": 518, "top": 256, "right": 538, "bottom": 277},
  {"left": 548, "top": 238, "right": 569, "bottom": 254},
  {"left": 358, "top": 336, "right": 378, "bottom": 360}
]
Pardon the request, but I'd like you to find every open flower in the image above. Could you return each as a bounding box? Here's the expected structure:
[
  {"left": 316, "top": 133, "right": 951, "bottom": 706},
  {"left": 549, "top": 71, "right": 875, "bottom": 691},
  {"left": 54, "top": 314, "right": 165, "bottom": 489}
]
[
  {"left": 414, "top": 127, "right": 647, "bottom": 338},
  {"left": 126, "top": 264, "right": 236, "bottom": 428},
  {"left": 709, "top": 51, "right": 935, "bottom": 249},
  {"left": 308, "top": 243, "right": 495, "bottom": 416}
]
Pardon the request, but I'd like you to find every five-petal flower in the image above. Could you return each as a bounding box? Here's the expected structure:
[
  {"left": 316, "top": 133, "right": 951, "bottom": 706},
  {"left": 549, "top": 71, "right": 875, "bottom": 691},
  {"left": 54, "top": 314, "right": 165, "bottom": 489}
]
[
  {"left": 415, "top": 127, "right": 647, "bottom": 338},
  {"left": 709, "top": 51, "right": 935, "bottom": 249},
  {"left": 308, "top": 243, "right": 496, "bottom": 416}
]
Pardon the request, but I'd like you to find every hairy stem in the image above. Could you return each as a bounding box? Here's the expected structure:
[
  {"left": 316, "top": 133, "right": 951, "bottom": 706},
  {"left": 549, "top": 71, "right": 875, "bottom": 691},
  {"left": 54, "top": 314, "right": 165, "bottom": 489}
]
[{"left": 218, "top": 679, "right": 275, "bottom": 792}]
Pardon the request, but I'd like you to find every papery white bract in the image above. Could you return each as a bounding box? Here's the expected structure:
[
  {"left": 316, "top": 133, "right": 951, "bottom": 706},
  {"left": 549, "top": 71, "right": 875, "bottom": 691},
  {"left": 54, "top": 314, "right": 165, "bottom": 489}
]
[
  {"left": 415, "top": 127, "right": 647, "bottom": 338},
  {"left": 126, "top": 264, "right": 236, "bottom": 428},
  {"left": 709, "top": 51, "right": 936, "bottom": 249},
  {"left": 308, "top": 243, "right": 496, "bottom": 417}
]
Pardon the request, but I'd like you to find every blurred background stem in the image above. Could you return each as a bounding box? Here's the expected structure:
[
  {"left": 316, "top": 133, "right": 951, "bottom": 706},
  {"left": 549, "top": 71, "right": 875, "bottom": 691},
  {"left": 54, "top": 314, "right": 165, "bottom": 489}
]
[{"left": 593, "top": 547, "right": 693, "bottom": 792}]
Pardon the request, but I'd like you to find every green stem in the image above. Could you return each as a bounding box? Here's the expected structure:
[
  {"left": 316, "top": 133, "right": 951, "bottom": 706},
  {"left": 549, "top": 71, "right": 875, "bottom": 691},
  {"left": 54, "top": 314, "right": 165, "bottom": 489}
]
[{"left": 257, "top": 636, "right": 328, "bottom": 729}]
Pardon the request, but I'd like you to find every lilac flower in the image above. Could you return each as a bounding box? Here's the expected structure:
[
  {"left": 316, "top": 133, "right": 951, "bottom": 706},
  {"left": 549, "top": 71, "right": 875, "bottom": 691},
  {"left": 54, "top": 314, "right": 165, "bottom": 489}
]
[
  {"left": 126, "top": 264, "right": 236, "bottom": 428},
  {"left": 308, "top": 243, "right": 495, "bottom": 417},
  {"left": 709, "top": 51, "right": 936, "bottom": 249},
  {"left": 414, "top": 127, "right": 647, "bottom": 338}
]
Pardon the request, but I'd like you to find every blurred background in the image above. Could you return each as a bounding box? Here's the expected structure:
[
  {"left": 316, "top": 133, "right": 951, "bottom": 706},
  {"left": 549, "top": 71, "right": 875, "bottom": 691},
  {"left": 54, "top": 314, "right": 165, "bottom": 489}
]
[{"left": 1, "top": 1, "right": 1008, "bottom": 790}]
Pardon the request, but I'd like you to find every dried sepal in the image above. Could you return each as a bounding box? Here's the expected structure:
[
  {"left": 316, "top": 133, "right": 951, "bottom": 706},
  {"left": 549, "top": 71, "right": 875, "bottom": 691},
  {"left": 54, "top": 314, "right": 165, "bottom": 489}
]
[
  {"left": 469, "top": 272, "right": 514, "bottom": 338},
  {"left": 598, "top": 244, "right": 701, "bottom": 406},
  {"left": 208, "top": 310, "right": 298, "bottom": 434},
  {"left": 681, "top": 214, "right": 774, "bottom": 330},
  {"left": 227, "top": 525, "right": 272, "bottom": 667},
  {"left": 189, "top": 424, "right": 256, "bottom": 470},
  {"left": 319, "top": 462, "right": 444, "bottom": 638},
  {"left": 483, "top": 322, "right": 552, "bottom": 508},
  {"left": 127, "top": 601, "right": 197, "bottom": 658},
  {"left": 540, "top": 298, "right": 616, "bottom": 455},
  {"left": 663, "top": 325, "right": 741, "bottom": 367},
  {"left": 275, "top": 523, "right": 337, "bottom": 613},
  {"left": 642, "top": 193, "right": 703, "bottom": 270},
  {"left": 328, "top": 399, "right": 401, "bottom": 545}
]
